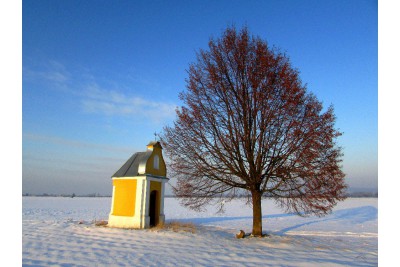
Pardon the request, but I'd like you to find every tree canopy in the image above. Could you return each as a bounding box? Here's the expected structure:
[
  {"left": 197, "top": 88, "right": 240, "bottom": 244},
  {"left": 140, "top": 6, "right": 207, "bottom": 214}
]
[{"left": 161, "top": 26, "right": 347, "bottom": 236}]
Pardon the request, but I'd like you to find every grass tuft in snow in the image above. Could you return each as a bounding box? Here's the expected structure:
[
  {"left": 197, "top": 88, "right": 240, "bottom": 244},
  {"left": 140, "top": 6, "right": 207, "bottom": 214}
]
[
  {"left": 151, "top": 221, "right": 197, "bottom": 234},
  {"left": 94, "top": 220, "right": 108, "bottom": 227}
]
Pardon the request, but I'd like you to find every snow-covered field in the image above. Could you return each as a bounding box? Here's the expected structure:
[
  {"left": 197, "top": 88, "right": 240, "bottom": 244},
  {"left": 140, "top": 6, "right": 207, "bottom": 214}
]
[{"left": 22, "top": 197, "right": 377, "bottom": 266}]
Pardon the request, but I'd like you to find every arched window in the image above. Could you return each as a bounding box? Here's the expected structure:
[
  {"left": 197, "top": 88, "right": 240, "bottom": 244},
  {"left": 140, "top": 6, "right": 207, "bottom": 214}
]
[{"left": 153, "top": 155, "right": 159, "bottom": 170}]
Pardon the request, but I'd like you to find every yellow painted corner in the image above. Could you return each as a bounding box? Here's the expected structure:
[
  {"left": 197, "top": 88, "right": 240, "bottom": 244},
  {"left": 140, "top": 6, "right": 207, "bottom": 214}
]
[{"left": 150, "top": 180, "right": 161, "bottom": 192}]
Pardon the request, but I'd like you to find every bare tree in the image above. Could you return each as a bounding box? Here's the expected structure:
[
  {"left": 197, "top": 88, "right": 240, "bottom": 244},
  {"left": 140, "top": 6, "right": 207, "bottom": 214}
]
[{"left": 161, "top": 27, "right": 347, "bottom": 237}]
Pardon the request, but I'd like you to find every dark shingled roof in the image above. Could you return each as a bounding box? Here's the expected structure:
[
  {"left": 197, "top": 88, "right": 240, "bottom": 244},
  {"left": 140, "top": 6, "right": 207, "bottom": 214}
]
[{"left": 112, "top": 151, "right": 153, "bottom": 177}]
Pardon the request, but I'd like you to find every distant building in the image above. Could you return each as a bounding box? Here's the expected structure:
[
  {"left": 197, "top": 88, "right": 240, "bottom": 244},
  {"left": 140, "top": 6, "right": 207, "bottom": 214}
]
[{"left": 108, "top": 141, "right": 169, "bottom": 228}]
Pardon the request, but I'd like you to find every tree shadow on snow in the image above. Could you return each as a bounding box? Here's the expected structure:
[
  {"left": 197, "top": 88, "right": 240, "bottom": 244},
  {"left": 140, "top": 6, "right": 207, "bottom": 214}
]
[
  {"left": 171, "top": 206, "right": 377, "bottom": 237},
  {"left": 275, "top": 205, "right": 377, "bottom": 235},
  {"left": 174, "top": 212, "right": 294, "bottom": 225}
]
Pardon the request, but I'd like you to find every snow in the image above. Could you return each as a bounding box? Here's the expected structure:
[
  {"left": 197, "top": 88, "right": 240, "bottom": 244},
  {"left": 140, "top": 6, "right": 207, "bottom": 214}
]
[{"left": 22, "top": 197, "right": 377, "bottom": 266}]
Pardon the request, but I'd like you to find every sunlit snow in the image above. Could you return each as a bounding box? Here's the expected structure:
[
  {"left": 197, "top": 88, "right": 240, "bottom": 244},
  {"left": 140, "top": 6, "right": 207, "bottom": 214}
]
[{"left": 23, "top": 197, "right": 377, "bottom": 266}]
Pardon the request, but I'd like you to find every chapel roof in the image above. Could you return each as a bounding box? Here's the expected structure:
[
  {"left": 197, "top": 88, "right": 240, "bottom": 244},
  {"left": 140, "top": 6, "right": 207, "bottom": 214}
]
[{"left": 112, "top": 141, "right": 164, "bottom": 178}]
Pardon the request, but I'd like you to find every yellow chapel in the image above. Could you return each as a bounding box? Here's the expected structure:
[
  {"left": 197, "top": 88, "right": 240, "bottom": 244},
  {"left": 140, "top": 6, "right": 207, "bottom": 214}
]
[{"left": 108, "top": 141, "right": 169, "bottom": 228}]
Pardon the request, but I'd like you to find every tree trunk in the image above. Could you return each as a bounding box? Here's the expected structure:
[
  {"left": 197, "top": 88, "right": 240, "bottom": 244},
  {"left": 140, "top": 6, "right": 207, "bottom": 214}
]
[{"left": 251, "top": 190, "right": 263, "bottom": 236}]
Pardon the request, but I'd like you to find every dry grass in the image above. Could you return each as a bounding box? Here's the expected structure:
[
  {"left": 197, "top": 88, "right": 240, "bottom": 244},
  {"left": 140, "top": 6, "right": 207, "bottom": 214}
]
[
  {"left": 151, "top": 221, "right": 196, "bottom": 234},
  {"left": 91, "top": 220, "right": 196, "bottom": 233},
  {"left": 94, "top": 220, "right": 108, "bottom": 227}
]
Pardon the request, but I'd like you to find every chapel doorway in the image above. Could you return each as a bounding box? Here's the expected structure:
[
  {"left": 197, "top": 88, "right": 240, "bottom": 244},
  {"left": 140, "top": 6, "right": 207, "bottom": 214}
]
[{"left": 149, "top": 190, "right": 158, "bottom": 227}]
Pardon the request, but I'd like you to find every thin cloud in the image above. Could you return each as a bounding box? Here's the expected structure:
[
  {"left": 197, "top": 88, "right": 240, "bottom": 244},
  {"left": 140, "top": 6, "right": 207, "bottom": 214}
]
[
  {"left": 23, "top": 60, "right": 70, "bottom": 84},
  {"left": 23, "top": 133, "right": 133, "bottom": 154},
  {"left": 24, "top": 60, "right": 178, "bottom": 123},
  {"left": 81, "top": 84, "right": 177, "bottom": 122}
]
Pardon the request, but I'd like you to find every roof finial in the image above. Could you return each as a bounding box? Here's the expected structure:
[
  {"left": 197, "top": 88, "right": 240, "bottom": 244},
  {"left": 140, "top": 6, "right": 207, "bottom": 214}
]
[{"left": 154, "top": 132, "right": 158, "bottom": 142}]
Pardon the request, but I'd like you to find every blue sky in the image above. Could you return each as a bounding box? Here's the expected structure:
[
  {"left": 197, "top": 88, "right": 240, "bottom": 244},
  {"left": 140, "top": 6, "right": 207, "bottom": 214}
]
[{"left": 22, "top": 0, "right": 377, "bottom": 195}]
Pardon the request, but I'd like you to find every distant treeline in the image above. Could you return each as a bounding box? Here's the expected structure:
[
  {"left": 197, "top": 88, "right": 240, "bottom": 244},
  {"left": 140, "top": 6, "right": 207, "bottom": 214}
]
[
  {"left": 22, "top": 193, "right": 112, "bottom": 197},
  {"left": 168, "top": 191, "right": 378, "bottom": 198},
  {"left": 167, "top": 192, "right": 378, "bottom": 198},
  {"left": 344, "top": 191, "right": 378, "bottom": 198},
  {"left": 23, "top": 192, "right": 378, "bottom": 198}
]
